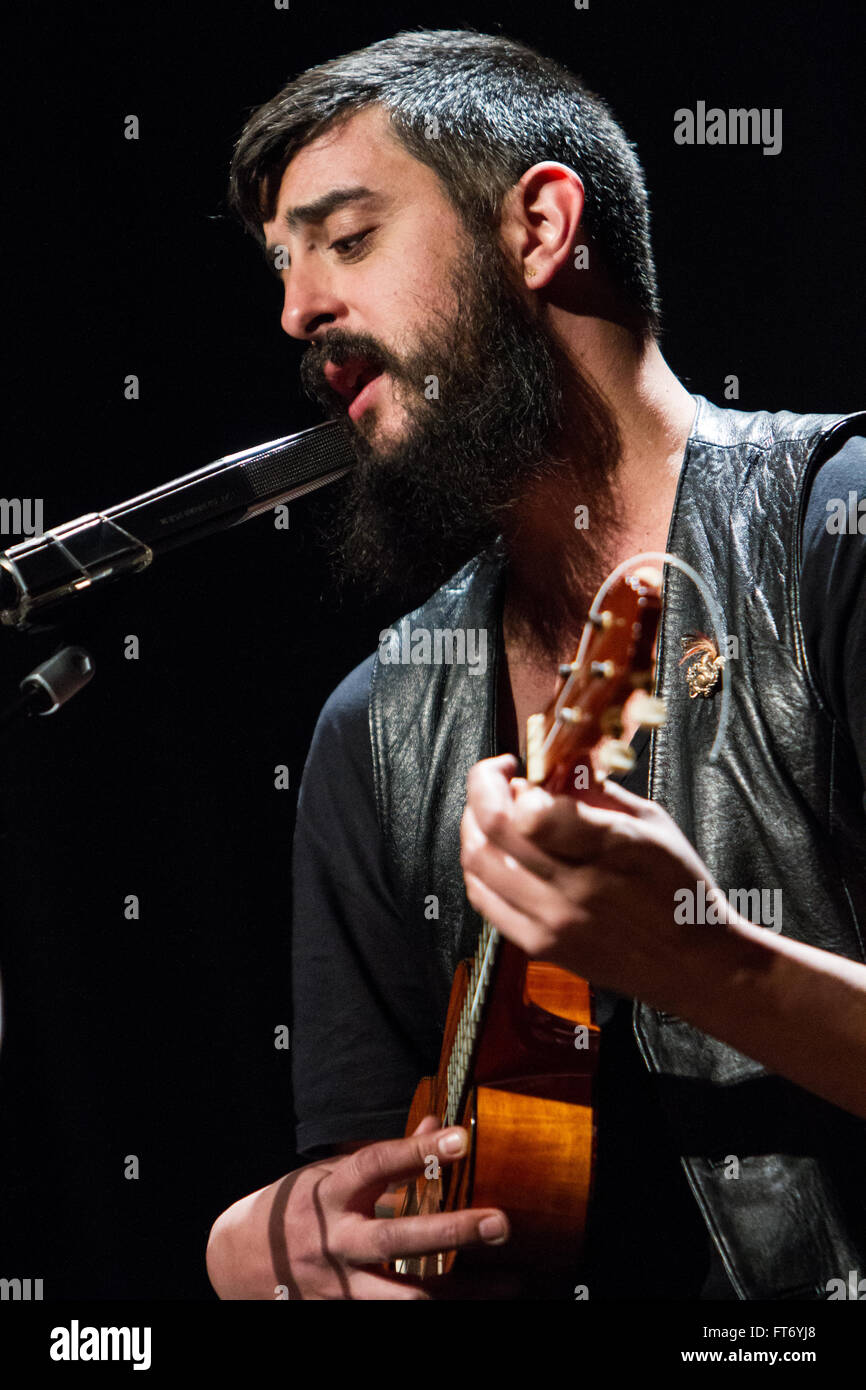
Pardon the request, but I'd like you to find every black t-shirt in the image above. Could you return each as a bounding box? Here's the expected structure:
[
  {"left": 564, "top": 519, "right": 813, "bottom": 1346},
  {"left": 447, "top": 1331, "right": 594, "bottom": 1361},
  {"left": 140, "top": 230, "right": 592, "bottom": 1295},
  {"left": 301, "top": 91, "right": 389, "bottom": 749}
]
[{"left": 290, "top": 434, "right": 866, "bottom": 1298}]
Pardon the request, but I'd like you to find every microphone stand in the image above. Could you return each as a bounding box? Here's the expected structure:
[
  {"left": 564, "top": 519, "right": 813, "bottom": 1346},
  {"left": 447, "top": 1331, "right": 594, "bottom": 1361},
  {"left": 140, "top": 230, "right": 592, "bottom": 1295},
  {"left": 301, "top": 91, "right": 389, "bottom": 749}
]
[{"left": 0, "top": 646, "right": 95, "bottom": 730}]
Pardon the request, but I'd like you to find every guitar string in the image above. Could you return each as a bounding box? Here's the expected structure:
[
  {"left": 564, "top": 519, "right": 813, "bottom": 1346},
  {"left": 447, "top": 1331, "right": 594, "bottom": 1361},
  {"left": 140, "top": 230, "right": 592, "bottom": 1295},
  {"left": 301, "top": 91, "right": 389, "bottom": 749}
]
[{"left": 444, "top": 919, "right": 497, "bottom": 1127}]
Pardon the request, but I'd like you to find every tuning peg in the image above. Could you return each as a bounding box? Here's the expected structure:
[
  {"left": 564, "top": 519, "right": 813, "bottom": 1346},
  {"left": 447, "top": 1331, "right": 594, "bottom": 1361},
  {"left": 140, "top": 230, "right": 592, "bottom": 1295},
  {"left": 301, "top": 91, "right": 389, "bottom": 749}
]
[
  {"left": 589, "top": 609, "right": 616, "bottom": 629},
  {"left": 598, "top": 741, "right": 636, "bottom": 775},
  {"left": 591, "top": 660, "right": 616, "bottom": 679},
  {"left": 600, "top": 706, "right": 624, "bottom": 738},
  {"left": 559, "top": 707, "right": 587, "bottom": 724},
  {"left": 629, "top": 692, "right": 667, "bottom": 728}
]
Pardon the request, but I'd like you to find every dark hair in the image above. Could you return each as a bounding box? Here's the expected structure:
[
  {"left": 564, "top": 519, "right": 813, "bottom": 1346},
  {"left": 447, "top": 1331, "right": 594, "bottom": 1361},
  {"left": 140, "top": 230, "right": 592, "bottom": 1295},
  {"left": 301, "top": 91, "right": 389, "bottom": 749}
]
[{"left": 228, "top": 28, "right": 660, "bottom": 333}]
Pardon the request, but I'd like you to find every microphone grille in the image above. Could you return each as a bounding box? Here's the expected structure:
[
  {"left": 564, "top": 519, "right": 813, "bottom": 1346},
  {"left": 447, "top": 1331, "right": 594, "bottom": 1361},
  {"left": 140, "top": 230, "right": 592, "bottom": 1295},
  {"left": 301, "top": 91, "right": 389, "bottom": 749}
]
[{"left": 243, "top": 419, "right": 355, "bottom": 503}]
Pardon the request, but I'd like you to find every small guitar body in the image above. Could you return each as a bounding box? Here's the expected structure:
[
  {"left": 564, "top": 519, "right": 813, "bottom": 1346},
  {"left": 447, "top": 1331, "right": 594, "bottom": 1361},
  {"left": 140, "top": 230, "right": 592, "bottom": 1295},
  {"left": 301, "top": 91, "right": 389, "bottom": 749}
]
[
  {"left": 389, "top": 562, "right": 665, "bottom": 1287},
  {"left": 394, "top": 942, "right": 598, "bottom": 1280}
]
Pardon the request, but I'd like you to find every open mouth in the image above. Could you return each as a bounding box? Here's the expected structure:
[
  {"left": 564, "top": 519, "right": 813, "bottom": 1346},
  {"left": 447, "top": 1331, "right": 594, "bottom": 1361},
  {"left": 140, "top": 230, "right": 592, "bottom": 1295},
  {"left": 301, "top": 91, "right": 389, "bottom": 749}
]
[
  {"left": 323, "top": 357, "right": 384, "bottom": 407},
  {"left": 349, "top": 362, "right": 383, "bottom": 402}
]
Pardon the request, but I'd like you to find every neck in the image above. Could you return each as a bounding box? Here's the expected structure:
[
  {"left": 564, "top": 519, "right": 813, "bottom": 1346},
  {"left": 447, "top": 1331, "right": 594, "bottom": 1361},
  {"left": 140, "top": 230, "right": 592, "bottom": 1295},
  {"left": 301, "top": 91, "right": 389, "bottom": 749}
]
[{"left": 501, "top": 323, "right": 696, "bottom": 665}]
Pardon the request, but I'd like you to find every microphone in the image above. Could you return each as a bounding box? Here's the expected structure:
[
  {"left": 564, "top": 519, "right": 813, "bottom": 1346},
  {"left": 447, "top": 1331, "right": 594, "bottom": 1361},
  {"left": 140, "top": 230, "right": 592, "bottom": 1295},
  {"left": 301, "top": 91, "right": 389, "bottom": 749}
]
[{"left": 0, "top": 419, "right": 354, "bottom": 628}]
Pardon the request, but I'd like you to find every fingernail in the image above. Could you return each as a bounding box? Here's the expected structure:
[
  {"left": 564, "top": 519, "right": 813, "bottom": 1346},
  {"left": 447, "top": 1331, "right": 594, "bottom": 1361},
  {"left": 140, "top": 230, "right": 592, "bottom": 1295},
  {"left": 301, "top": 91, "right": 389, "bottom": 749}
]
[
  {"left": 438, "top": 1128, "right": 467, "bottom": 1155},
  {"left": 479, "top": 1215, "right": 508, "bottom": 1243}
]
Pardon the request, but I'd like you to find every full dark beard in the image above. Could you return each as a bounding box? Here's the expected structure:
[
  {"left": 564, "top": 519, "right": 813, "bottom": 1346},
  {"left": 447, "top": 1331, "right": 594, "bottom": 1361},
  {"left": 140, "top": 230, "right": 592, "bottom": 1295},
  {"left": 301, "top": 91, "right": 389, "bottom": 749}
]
[{"left": 299, "top": 224, "right": 620, "bottom": 628}]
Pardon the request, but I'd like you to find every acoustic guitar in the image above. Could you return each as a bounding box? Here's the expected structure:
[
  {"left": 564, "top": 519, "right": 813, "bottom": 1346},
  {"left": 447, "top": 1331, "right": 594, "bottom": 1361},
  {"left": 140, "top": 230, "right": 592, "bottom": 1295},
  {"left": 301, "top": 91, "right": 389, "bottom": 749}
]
[{"left": 388, "top": 561, "right": 666, "bottom": 1286}]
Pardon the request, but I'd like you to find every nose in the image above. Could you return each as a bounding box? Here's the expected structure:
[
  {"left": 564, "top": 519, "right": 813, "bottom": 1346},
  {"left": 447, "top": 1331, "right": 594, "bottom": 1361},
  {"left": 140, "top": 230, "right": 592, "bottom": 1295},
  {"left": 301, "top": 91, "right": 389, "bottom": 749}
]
[{"left": 279, "top": 259, "right": 344, "bottom": 341}]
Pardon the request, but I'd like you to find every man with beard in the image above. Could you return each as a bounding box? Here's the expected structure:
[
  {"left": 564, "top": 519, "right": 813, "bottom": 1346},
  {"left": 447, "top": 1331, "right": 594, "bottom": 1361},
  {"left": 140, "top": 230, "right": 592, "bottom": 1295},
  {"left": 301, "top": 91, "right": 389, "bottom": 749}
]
[{"left": 206, "top": 30, "right": 866, "bottom": 1300}]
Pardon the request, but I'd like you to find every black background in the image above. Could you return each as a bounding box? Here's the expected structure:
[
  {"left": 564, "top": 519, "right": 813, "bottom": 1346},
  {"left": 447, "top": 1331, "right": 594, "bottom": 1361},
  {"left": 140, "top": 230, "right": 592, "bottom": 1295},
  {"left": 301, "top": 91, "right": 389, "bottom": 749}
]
[{"left": 0, "top": 0, "right": 863, "bottom": 1302}]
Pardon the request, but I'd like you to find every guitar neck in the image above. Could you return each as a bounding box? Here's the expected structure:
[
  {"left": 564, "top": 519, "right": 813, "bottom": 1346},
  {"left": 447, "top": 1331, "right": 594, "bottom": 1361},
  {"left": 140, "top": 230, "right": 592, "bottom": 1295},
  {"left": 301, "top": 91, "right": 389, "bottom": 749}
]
[
  {"left": 443, "top": 564, "right": 664, "bottom": 1128},
  {"left": 443, "top": 918, "right": 501, "bottom": 1127}
]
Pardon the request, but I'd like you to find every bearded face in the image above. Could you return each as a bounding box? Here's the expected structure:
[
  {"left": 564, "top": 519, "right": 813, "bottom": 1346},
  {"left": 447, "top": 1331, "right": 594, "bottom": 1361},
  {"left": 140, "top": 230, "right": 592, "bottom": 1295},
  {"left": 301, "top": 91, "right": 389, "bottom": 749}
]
[{"left": 299, "top": 219, "right": 617, "bottom": 599}]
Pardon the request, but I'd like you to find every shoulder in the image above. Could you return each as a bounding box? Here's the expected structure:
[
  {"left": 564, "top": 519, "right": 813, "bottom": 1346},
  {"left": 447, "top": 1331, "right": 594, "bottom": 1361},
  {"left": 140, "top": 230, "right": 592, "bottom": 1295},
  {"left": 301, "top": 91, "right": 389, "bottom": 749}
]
[
  {"left": 298, "top": 654, "right": 376, "bottom": 813},
  {"left": 801, "top": 428, "right": 866, "bottom": 573},
  {"left": 802, "top": 431, "right": 866, "bottom": 526},
  {"left": 799, "top": 429, "right": 866, "bottom": 732},
  {"left": 688, "top": 394, "right": 863, "bottom": 453},
  {"left": 312, "top": 652, "right": 375, "bottom": 741}
]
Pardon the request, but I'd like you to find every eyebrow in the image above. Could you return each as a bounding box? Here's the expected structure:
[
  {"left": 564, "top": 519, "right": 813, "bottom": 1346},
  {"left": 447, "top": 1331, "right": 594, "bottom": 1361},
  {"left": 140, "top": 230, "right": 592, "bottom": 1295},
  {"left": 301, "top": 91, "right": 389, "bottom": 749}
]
[
  {"left": 262, "top": 184, "right": 388, "bottom": 268},
  {"left": 283, "top": 184, "right": 385, "bottom": 232}
]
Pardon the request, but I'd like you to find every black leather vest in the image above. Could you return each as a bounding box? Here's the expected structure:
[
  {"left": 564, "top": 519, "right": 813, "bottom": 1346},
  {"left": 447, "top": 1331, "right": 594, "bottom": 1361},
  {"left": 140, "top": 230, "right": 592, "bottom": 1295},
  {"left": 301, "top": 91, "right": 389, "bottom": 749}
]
[{"left": 369, "top": 394, "right": 866, "bottom": 1299}]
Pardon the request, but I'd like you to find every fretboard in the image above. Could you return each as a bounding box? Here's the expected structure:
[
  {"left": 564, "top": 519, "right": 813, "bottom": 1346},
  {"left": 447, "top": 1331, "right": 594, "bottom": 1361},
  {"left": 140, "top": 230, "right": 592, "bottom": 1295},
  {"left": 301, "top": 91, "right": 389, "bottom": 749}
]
[{"left": 443, "top": 918, "right": 500, "bottom": 1127}]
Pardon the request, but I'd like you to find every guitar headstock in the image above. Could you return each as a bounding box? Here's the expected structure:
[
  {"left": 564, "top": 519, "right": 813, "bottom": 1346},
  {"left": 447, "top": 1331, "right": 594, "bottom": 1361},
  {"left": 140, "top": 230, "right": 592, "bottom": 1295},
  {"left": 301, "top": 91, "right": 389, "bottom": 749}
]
[{"left": 525, "top": 564, "right": 666, "bottom": 796}]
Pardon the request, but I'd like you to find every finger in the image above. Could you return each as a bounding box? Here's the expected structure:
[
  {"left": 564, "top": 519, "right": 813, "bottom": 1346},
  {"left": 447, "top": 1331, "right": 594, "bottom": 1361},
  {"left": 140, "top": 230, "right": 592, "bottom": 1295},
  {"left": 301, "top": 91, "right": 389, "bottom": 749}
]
[
  {"left": 342, "top": 1205, "right": 510, "bottom": 1267},
  {"left": 463, "top": 826, "right": 600, "bottom": 933},
  {"left": 463, "top": 805, "right": 566, "bottom": 906},
  {"left": 467, "top": 754, "right": 521, "bottom": 799},
  {"left": 463, "top": 867, "right": 567, "bottom": 960},
  {"left": 510, "top": 789, "right": 652, "bottom": 862},
  {"left": 411, "top": 1114, "right": 441, "bottom": 1138},
  {"left": 466, "top": 756, "right": 519, "bottom": 830},
  {"left": 584, "top": 776, "right": 660, "bottom": 819},
  {"left": 510, "top": 770, "right": 659, "bottom": 837},
  {"left": 489, "top": 752, "right": 522, "bottom": 778},
  {"left": 324, "top": 1127, "right": 471, "bottom": 1211},
  {"left": 510, "top": 788, "right": 597, "bottom": 856},
  {"left": 462, "top": 801, "right": 561, "bottom": 880},
  {"left": 467, "top": 761, "right": 614, "bottom": 868}
]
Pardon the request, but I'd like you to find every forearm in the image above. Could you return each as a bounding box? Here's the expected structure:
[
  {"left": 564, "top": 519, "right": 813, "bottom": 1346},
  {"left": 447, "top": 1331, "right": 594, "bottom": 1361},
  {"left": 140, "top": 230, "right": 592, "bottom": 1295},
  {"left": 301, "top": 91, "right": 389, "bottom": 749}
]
[
  {"left": 666, "top": 916, "right": 866, "bottom": 1120},
  {"left": 206, "top": 1170, "right": 301, "bottom": 1300}
]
